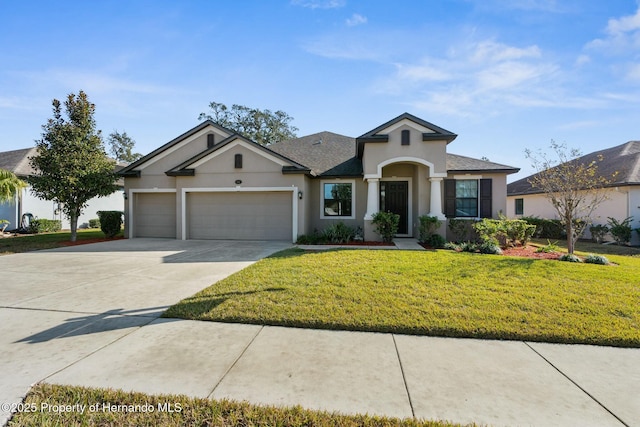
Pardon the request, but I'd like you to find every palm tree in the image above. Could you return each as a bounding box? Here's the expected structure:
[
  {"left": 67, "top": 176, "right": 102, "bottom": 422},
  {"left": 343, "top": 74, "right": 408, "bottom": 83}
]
[{"left": 0, "top": 168, "right": 27, "bottom": 203}]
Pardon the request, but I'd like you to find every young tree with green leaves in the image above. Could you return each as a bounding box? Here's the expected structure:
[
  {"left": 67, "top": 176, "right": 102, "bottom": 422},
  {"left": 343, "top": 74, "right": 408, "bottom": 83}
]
[
  {"left": 525, "top": 141, "right": 617, "bottom": 254},
  {"left": 0, "top": 168, "right": 27, "bottom": 203},
  {"left": 29, "top": 90, "right": 119, "bottom": 242},
  {"left": 107, "top": 130, "right": 142, "bottom": 163},
  {"left": 198, "top": 101, "right": 298, "bottom": 145}
]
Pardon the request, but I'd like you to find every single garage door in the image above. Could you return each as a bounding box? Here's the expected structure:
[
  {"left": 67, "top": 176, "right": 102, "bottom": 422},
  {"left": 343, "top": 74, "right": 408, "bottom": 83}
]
[
  {"left": 188, "top": 192, "right": 292, "bottom": 240},
  {"left": 133, "top": 193, "right": 177, "bottom": 238}
]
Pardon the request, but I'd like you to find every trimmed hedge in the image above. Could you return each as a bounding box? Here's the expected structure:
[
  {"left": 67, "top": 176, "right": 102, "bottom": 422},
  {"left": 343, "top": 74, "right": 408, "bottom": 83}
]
[
  {"left": 29, "top": 219, "right": 62, "bottom": 233},
  {"left": 88, "top": 218, "right": 100, "bottom": 229},
  {"left": 97, "top": 210, "right": 123, "bottom": 238}
]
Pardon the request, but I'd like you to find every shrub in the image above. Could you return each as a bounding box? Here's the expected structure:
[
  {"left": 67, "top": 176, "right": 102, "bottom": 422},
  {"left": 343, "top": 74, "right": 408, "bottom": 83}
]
[
  {"left": 29, "top": 219, "right": 62, "bottom": 233},
  {"left": 479, "top": 242, "right": 503, "bottom": 255},
  {"left": 522, "top": 216, "right": 565, "bottom": 239},
  {"left": 607, "top": 216, "right": 633, "bottom": 245},
  {"left": 589, "top": 224, "right": 609, "bottom": 244},
  {"left": 448, "top": 218, "right": 478, "bottom": 242},
  {"left": 322, "top": 221, "right": 355, "bottom": 244},
  {"left": 88, "top": 218, "right": 100, "bottom": 229},
  {"left": 371, "top": 211, "right": 399, "bottom": 243},
  {"left": 473, "top": 217, "right": 536, "bottom": 248},
  {"left": 459, "top": 241, "right": 479, "bottom": 252},
  {"left": 297, "top": 229, "right": 325, "bottom": 245},
  {"left": 418, "top": 215, "right": 442, "bottom": 242},
  {"left": 535, "top": 240, "right": 559, "bottom": 253},
  {"left": 424, "top": 233, "right": 446, "bottom": 248},
  {"left": 97, "top": 210, "right": 123, "bottom": 238},
  {"left": 559, "top": 253, "right": 582, "bottom": 263},
  {"left": 584, "top": 254, "right": 609, "bottom": 265},
  {"left": 473, "top": 219, "right": 501, "bottom": 246},
  {"left": 444, "top": 241, "right": 461, "bottom": 251}
]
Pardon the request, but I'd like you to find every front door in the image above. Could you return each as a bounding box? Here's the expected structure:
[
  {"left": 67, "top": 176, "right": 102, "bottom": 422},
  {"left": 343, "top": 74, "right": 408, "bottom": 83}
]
[{"left": 380, "top": 181, "right": 409, "bottom": 235}]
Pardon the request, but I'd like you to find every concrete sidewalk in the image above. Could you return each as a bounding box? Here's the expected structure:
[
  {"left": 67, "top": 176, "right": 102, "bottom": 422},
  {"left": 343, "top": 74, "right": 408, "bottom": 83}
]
[{"left": 1, "top": 239, "right": 638, "bottom": 426}]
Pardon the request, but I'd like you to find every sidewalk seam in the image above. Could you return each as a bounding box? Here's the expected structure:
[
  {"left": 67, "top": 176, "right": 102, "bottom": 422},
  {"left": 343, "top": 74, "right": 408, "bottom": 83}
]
[
  {"left": 207, "top": 325, "right": 265, "bottom": 399},
  {"left": 524, "top": 342, "right": 629, "bottom": 427},
  {"left": 392, "top": 334, "right": 415, "bottom": 418}
]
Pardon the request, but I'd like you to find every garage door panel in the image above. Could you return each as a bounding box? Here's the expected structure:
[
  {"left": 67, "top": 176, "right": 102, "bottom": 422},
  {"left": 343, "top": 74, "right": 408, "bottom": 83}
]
[
  {"left": 134, "top": 193, "right": 176, "bottom": 238},
  {"left": 188, "top": 192, "right": 292, "bottom": 240}
]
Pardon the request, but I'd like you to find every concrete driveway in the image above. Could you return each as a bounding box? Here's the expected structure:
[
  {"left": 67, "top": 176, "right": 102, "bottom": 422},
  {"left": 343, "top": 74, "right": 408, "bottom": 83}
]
[{"left": 0, "top": 238, "right": 291, "bottom": 425}]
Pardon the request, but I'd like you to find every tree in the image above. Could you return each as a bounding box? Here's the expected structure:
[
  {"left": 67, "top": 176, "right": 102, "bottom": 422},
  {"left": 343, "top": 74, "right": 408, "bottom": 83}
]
[
  {"left": 198, "top": 101, "right": 298, "bottom": 145},
  {"left": 107, "top": 130, "right": 142, "bottom": 163},
  {"left": 29, "top": 90, "right": 119, "bottom": 242},
  {"left": 525, "top": 141, "right": 617, "bottom": 254},
  {"left": 0, "top": 168, "right": 27, "bottom": 203}
]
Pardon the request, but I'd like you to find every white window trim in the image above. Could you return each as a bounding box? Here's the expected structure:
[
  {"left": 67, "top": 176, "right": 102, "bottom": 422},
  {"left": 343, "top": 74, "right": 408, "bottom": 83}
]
[
  {"left": 181, "top": 186, "right": 298, "bottom": 243},
  {"left": 127, "top": 188, "right": 177, "bottom": 239},
  {"left": 452, "top": 178, "right": 480, "bottom": 219},
  {"left": 320, "top": 179, "right": 356, "bottom": 220}
]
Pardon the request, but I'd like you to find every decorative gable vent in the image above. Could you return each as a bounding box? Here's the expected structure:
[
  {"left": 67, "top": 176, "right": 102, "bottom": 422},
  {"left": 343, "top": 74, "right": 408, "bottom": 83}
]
[
  {"left": 207, "top": 134, "right": 215, "bottom": 148},
  {"left": 234, "top": 153, "right": 243, "bottom": 169},
  {"left": 401, "top": 129, "right": 410, "bottom": 145}
]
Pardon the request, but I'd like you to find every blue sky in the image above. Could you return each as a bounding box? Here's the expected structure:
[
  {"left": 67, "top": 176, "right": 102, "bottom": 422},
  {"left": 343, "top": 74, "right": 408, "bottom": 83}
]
[{"left": 1, "top": 0, "right": 639, "bottom": 181}]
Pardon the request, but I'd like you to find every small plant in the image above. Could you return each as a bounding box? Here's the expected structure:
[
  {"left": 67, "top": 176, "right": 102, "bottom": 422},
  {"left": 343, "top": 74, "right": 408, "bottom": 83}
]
[
  {"left": 97, "top": 210, "right": 123, "bottom": 238},
  {"left": 371, "top": 211, "right": 399, "bottom": 243},
  {"left": 459, "top": 241, "right": 479, "bottom": 252},
  {"left": 536, "top": 240, "right": 559, "bottom": 253},
  {"left": 589, "top": 224, "right": 609, "bottom": 244},
  {"left": 424, "top": 233, "right": 446, "bottom": 248},
  {"left": 444, "top": 241, "right": 461, "bottom": 251},
  {"left": 1, "top": 219, "right": 9, "bottom": 233},
  {"left": 479, "top": 242, "right": 503, "bottom": 255},
  {"left": 607, "top": 216, "right": 633, "bottom": 245},
  {"left": 559, "top": 253, "right": 582, "bottom": 263},
  {"left": 322, "top": 221, "right": 355, "bottom": 244},
  {"left": 584, "top": 254, "right": 609, "bottom": 265},
  {"left": 88, "top": 218, "right": 101, "bottom": 229},
  {"left": 418, "top": 215, "right": 442, "bottom": 242}
]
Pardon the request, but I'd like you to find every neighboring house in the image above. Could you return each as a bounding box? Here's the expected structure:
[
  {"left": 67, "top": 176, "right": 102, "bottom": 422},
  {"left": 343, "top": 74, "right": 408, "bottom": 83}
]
[
  {"left": 119, "top": 113, "right": 519, "bottom": 242},
  {"left": 0, "top": 147, "right": 125, "bottom": 230},
  {"left": 507, "top": 141, "right": 640, "bottom": 245}
]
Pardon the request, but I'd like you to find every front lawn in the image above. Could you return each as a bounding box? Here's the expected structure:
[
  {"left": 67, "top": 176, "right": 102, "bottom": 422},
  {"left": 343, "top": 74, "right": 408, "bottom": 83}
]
[
  {"left": 0, "top": 229, "right": 121, "bottom": 255},
  {"left": 165, "top": 248, "right": 640, "bottom": 347},
  {"left": 8, "top": 383, "right": 465, "bottom": 427}
]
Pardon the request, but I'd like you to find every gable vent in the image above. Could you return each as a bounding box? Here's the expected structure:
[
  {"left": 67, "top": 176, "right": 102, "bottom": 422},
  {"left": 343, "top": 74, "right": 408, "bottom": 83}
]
[
  {"left": 401, "top": 129, "right": 410, "bottom": 145},
  {"left": 207, "top": 134, "right": 215, "bottom": 148}
]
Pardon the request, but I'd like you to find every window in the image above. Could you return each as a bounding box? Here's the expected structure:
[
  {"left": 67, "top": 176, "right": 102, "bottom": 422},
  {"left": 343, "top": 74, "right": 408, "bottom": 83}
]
[
  {"left": 322, "top": 182, "right": 354, "bottom": 218},
  {"left": 515, "top": 198, "right": 524, "bottom": 215},
  {"left": 444, "top": 178, "right": 492, "bottom": 218},
  {"left": 401, "top": 129, "right": 410, "bottom": 145},
  {"left": 234, "top": 153, "right": 243, "bottom": 169}
]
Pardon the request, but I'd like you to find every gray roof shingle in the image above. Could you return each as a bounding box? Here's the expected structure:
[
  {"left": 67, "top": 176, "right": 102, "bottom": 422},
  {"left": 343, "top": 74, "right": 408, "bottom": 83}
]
[
  {"left": 447, "top": 153, "right": 520, "bottom": 174},
  {"left": 0, "top": 147, "right": 38, "bottom": 176},
  {"left": 507, "top": 141, "right": 640, "bottom": 196}
]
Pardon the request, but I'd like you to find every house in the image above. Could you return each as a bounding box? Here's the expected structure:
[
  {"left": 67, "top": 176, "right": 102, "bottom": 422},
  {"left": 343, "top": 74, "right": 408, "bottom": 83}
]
[
  {"left": 119, "top": 113, "right": 519, "bottom": 242},
  {"left": 507, "top": 141, "right": 640, "bottom": 245},
  {"left": 0, "top": 147, "right": 125, "bottom": 231}
]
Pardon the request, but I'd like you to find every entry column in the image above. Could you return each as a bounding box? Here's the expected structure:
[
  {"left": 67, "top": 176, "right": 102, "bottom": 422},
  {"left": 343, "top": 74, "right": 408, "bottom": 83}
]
[
  {"left": 429, "top": 177, "right": 445, "bottom": 220},
  {"left": 364, "top": 178, "right": 379, "bottom": 220}
]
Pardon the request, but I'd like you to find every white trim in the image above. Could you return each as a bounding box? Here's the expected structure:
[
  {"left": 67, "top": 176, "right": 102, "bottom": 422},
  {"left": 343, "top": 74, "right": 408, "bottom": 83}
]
[
  {"left": 320, "top": 179, "right": 356, "bottom": 220},
  {"left": 133, "top": 127, "right": 220, "bottom": 171},
  {"left": 453, "top": 174, "right": 483, "bottom": 180},
  {"left": 188, "top": 139, "right": 291, "bottom": 169},
  {"left": 370, "top": 157, "right": 447, "bottom": 179},
  {"left": 181, "top": 186, "right": 298, "bottom": 243},
  {"left": 379, "top": 177, "right": 413, "bottom": 237},
  {"left": 377, "top": 119, "right": 433, "bottom": 134},
  {"left": 128, "top": 188, "right": 177, "bottom": 239}
]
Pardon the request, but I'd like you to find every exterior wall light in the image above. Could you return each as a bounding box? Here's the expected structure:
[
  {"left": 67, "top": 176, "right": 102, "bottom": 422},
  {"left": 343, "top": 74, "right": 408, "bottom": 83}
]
[{"left": 298, "top": 191, "right": 303, "bottom": 200}]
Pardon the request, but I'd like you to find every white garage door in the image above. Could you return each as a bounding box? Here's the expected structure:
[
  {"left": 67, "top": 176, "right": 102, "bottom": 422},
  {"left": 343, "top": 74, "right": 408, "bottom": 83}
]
[
  {"left": 133, "top": 193, "right": 176, "bottom": 238},
  {"left": 187, "top": 192, "right": 292, "bottom": 240}
]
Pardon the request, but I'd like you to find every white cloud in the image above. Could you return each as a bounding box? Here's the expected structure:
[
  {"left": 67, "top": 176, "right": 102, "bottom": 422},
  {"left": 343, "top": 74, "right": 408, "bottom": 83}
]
[
  {"left": 291, "top": 0, "right": 345, "bottom": 9},
  {"left": 586, "top": 5, "right": 640, "bottom": 53},
  {"left": 346, "top": 13, "right": 367, "bottom": 27},
  {"left": 471, "top": 40, "right": 541, "bottom": 63},
  {"left": 394, "top": 61, "right": 451, "bottom": 82},
  {"left": 575, "top": 54, "right": 590, "bottom": 66}
]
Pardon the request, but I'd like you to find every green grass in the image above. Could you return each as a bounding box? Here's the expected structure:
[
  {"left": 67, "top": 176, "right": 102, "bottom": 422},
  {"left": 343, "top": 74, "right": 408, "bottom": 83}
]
[
  {"left": 165, "top": 248, "right": 640, "bottom": 347},
  {"left": 8, "top": 383, "right": 468, "bottom": 427},
  {"left": 530, "top": 238, "right": 640, "bottom": 257},
  {"left": 0, "top": 229, "right": 120, "bottom": 255}
]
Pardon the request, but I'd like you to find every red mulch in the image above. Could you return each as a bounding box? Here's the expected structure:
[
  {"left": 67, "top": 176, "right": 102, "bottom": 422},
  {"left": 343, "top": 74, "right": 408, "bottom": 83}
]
[
  {"left": 59, "top": 236, "right": 125, "bottom": 246},
  {"left": 501, "top": 245, "right": 561, "bottom": 260},
  {"left": 339, "top": 241, "right": 394, "bottom": 246}
]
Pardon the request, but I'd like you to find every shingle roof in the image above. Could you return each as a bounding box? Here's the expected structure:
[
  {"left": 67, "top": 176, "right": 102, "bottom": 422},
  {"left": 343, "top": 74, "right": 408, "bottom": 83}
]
[
  {"left": 0, "top": 147, "right": 38, "bottom": 176},
  {"left": 269, "top": 131, "right": 361, "bottom": 176},
  {"left": 447, "top": 153, "right": 520, "bottom": 174},
  {"left": 507, "top": 141, "right": 640, "bottom": 196}
]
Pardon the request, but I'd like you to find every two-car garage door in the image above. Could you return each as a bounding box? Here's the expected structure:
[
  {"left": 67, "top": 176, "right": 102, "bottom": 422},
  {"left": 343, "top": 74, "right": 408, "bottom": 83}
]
[
  {"left": 132, "top": 191, "right": 292, "bottom": 240},
  {"left": 187, "top": 192, "right": 292, "bottom": 240}
]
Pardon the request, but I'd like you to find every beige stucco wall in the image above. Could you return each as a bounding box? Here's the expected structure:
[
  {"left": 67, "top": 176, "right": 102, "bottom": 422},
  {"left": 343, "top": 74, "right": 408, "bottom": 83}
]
[
  {"left": 308, "top": 178, "right": 367, "bottom": 235},
  {"left": 507, "top": 186, "right": 640, "bottom": 244}
]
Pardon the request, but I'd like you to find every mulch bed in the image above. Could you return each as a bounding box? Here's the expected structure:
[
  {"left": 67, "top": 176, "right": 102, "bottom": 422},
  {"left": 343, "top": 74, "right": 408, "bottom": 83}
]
[
  {"left": 59, "top": 236, "right": 125, "bottom": 246},
  {"left": 501, "top": 245, "right": 561, "bottom": 260}
]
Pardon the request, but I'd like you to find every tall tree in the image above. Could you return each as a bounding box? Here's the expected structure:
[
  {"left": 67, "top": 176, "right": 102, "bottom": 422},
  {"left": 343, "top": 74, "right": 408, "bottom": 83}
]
[
  {"left": 198, "top": 101, "right": 298, "bottom": 145},
  {"left": 0, "top": 168, "right": 27, "bottom": 203},
  {"left": 107, "top": 130, "right": 142, "bottom": 163},
  {"left": 29, "top": 90, "right": 119, "bottom": 242},
  {"left": 525, "top": 141, "right": 617, "bottom": 254}
]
